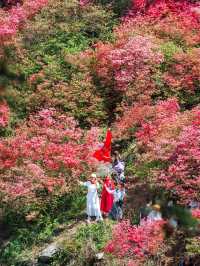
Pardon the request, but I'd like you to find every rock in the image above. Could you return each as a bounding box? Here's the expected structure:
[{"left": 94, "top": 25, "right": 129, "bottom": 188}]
[
  {"left": 38, "top": 243, "right": 60, "bottom": 263},
  {"left": 52, "top": 225, "right": 66, "bottom": 236},
  {"left": 95, "top": 252, "right": 104, "bottom": 260},
  {"left": 25, "top": 211, "right": 40, "bottom": 222}
]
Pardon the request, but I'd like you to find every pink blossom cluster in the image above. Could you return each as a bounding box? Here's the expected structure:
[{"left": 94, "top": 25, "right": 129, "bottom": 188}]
[
  {"left": 93, "top": 36, "right": 163, "bottom": 90},
  {"left": 0, "top": 102, "right": 10, "bottom": 127},
  {"left": 128, "top": 0, "right": 199, "bottom": 19},
  {"left": 123, "top": 0, "right": 200, "bottom": 46},
  {"left": 0, "top": 0, "right": 48, "bottom": 44},
  {"left": 79, "top": 0, "right": 91, "bottom": 7},
  {"left": 114, "top": 98, "right": 180, "bottom": 139},
  {"left": 107, "top": 36, "right": 163, "bottom": 91},
  {"left": 0, "top": 109, "right": 100, "bottom": 199},
  {"left": 191, "top": 209, "right": 200, "bottom": 220},
  {"left": 90, "top": 36, "right": 163, "bottom": 106},
  {"left": 158, "top": 122, "right": 200, "bottom": 203},
  {"left": 105, "top": 219, "right": 165, "bottom": 261}
]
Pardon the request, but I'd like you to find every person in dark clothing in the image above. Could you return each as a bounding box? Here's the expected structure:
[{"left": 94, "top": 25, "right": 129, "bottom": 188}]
[
  {"left": 140, "top": 201, "right": 153, "bottom": 221},
  {"left": 108, "top": 182, "right": 126, "bottom": 221},
  {"left": 112, "top": 151, "right": 125, "bottom": 184}
]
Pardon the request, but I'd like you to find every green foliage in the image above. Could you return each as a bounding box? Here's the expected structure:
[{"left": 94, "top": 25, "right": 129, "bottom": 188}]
[
  {"left": 180, "top": 89, "right": 200, "bottom": 110},
  {"left": 94, "top": 0, "right": 132, "bottom": 16},
  {"left": 166, "top": 206, "right": 198, "bottom": 229},
  {"left": 75, "top": 221, "right": 114, "bottom": 251},
  {"left": 132, "top": 160, "right": 168, "bottom": 181},
  {"left": 130, "top": 211, "right": 140, "bottom": 225},
  {"left": 160, "top": 41, "right": 182, "bottom": 62},
  {"left": 186, "top": 236, "right": 200, "bottom": 256}
]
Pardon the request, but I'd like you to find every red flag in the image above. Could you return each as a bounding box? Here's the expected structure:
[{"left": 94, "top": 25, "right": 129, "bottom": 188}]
[{"left": 93, "top": 129, "right": 112, "bottom": 162}]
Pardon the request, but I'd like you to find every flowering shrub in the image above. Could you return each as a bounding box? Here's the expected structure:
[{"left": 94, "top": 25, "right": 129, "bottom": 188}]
[
  {"left": 0, "top": 0, "right": 48, "bottom": 44},
  {"left": 191, "top": 209, "right": 200, "bottom": 220},
  {"left": 83, "top": 35, "right": 163, "bottom": 114},
  {"left": 105, "top": 219, "right": 165, "bottom": 262},
  {"left": 0, "top": 109, "right": 100, "bottom": 199},
  {"left": 95, "top": 36, "right": 163, "bottom": 92},
  {"left": 114, "top": 98, "right": 200, "bottom": 203},
  {"left": 79, "top": 0, "right": 132, "bottom": 16},
  {"left": 114, "top": 98, "right": 181, "bottom": 140},
  {"left": 157, "top": 122, "right": 200, "bottom": 203},
  {"left": 164, "top": 48, "right": 200, "bottom": 94},
  {"left": 123, "top": 0, "right": 200, "bottom": 46},
  {"left": 26, "top": 73, "right": 107, "bottom": 127},
  {"left": 0, "top": 102, "right": 10, "bottom": 127},
  {"left": 5, "top": 0, "right": 116, "bottom": 126},
  {"left": 78, "top": 0, "right": 200, "bottom": 117}
]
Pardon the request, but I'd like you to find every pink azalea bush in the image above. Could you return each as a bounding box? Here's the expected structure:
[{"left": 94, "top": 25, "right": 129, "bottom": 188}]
[
  {"left": 163, "top": 48, "right": 200, "bottom": 93},
  {"left": 157, "top": 123, "right": 200, "bottom": 203},
  {"left": 0, "top": 0, "right": 48, "bottom": 44},
  {"left": 80, "top": 35, "right": 163, "bottom": 113},
  {"left": 191, "top": 209, "right": 200, "bottom": 220},
  {"left": 94, "top": 36, "right": 163, "bottom": 93},
  {"left": 114, "top": 98, "right": 181, "bottom": 140},
  {"left": 105, "top": 219, "right": 165, "bottom": 262},
  {"left": 0, "top": 102, "right": 10, "bottom": 127},
  {"left": 0, "top": 108, "right": 100, "bottom": 199},
  {"left": 114, "top": 98, "right": 200, "bottom": 203},
  {"left": 122, "top": 0, "right": 200, "bottom": 46}
]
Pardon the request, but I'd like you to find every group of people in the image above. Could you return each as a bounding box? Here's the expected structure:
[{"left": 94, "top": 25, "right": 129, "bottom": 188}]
[
  {"left": 140, "top": 200, "right": 179, "bottom": 229},
  {"left": 79, "top": 151, "right": 126, "bottom": 223}
]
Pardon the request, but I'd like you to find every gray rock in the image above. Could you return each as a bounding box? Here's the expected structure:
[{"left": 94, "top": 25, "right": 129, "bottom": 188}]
[
  {"left": 38, "top": 243, "right": 60, "bottom": 263},
  {"left": 95, "top": 252, "right": 104, "bottom": 260}
]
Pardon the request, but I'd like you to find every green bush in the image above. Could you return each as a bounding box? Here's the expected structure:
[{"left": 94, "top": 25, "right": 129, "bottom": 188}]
[
  {"left": 186, "top": 237, "right": 200, "bottom": 256},
  {"left": 75, "top": 221, "right": 114, "bottom": 251},
  {"left": 95, "top": 0, "right": 132, "bottom": 16}
]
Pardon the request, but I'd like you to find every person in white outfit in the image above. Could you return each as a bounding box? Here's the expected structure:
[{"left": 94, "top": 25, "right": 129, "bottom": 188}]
[
  {"left": 79, "top": 173, "right": 103, "bottom": 223},
  {"left": 147, "top": 204, "right": 162, "bottom": 221}
]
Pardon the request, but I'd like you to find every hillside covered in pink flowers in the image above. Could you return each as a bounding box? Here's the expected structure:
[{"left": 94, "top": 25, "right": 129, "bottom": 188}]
[{"left": 0, "top": 0, "right": 200, "bottom": 265}]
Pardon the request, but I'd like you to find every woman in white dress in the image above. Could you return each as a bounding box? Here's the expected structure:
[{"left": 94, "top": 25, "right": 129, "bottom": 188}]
[{"left": 80, "top": 173, "right": 103, "bottom": 223}]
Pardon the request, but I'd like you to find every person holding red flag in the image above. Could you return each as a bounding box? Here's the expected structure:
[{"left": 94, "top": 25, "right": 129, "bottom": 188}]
[
  {"left": 93, "top": 129, "right": 112, "bottom": 163},
  {"left": 92, "top": 129, "right": 114, "bottom": 216}
]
